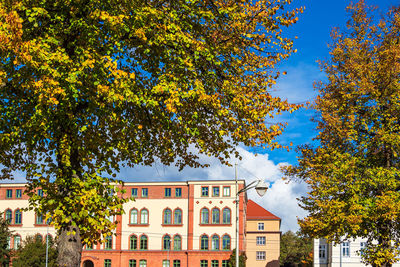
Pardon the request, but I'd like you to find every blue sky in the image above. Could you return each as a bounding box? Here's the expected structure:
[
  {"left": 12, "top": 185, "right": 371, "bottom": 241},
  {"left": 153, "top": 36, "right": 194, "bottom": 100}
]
[{"left": 5, "top": 0, "right": 399, "bottom": 232}]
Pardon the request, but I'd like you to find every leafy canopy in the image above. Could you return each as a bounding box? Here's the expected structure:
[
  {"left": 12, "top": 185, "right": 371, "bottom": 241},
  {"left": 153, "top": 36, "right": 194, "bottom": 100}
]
[
  {"left": 283, "top": 1, "right": 400, "bottom": 266},
  {"left": 0, "top": 0, "right": 302, "bottom": 247}
]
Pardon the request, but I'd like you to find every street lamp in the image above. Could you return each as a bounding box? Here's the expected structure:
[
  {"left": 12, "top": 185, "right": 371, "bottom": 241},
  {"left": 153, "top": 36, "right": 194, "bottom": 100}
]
[{"left": 235, "top": 179, "right": 269, "bottom": 267}]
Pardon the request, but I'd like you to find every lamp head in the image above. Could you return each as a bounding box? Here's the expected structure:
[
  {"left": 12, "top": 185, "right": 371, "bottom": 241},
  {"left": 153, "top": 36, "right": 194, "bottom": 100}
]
[{"left": 255, "top": 180, "right": 269, "bottom": 196}]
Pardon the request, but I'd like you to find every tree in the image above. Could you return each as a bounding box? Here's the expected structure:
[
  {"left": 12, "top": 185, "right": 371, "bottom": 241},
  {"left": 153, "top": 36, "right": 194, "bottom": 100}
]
[
  {"left": 283, "top": 1, "right": 400, "bottom": 266},
  {"left": 0, "top": 0, "right": 302, "bottom": 266},
  {"left": 280, "top": 231, "right": 312, "bottom": 267},
  {"left": 0, "top": 212, "right": 12, "bottom": 266},
  {"left": 228, "top": 249, "right": 246, "bottom": 267},
  {"left": 12, "top": 235, "right": 58, "bottom": 267}
]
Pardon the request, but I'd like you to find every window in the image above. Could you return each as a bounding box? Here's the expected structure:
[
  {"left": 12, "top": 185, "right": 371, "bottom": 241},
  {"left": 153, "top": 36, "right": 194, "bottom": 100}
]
[
  {"left": 212, "top": 235, "right": 220, "bottom": 250},
  {"left": 360, "top": 242, "right": 367, "bottom": 256},
  {"left": 140, "top": 235, "right": 148, "bottom": 250},
  {"left": 14, "top": 235, "right": 21, "bottom": 249},
  {"left": 163, "top": 235, "right": 171, "bottom": 250},
  {"left": 256, "top": 251, "right": 266, "bottom": 260},
  {"left": 131, "top": 188, "right": 138, "bottom": 197},
  {"left": 201, "top": 235, "right": 209, "bottom": 250},
  {"left": 162, "top": 260, "right": 170, "bottom": 267},
  {"left": 16, "top": 189, "right": 22, "bottom": 198},
  {"left": 140, "top": 209, "right": 148, "bottom": 224},
  {"left": 201, "top": 208, "right": 209, "bottom": 224},
  {"left": 35, "top": 234, "right": 43, "bottom": 242},
  {"left": 104, "top": 259, "right": 111, "bottom": 267},
  {"left": 37, "top": 189, "right": 43, "bottom": 197},
  {"left": 130, "top": 209, "right": 138, "bottom": 224},
  {"left": 6, "top": 189, "right": 12, "bottom": 199},
  {"left": 165, "top": 188, "right": 171, "bottom": 197},
  {"left": 201, "top": 187, "right": 209, "bottom": 197},
  {"left": 173, "top": 260, "right": 181, "bottom": 267},
  {"left": 342, "top": 242, "right": 350, "bottom": 257},
  {"left": 174, "top": 209, "right": 182, "bottom": 224},
  {"left": 319, "top": 244, "right": 327, "bottom": 258},
  {"left": 212, "top": 187, "right": 219, "bottom": 197},
  {"left": 211, "top": 260, "right": 219, "bottom": 267},
  {"left": 164, "top": 209, "right": 172, "bottom": 224},
  {"left": 105, "top": 235, "right": 112, "bottom": 249},
  {"left": 129, "top": 259, "right": 137, "bottom": 267},
  {"left": 5, "top": 209, "right": 12, "bottom": 224},
  {"left": 139, "top": 260, "right": 147, "bottom": 267},
  {"left": 36, "top": 214, "right": 43, "bottom": 224},
  {"left": 256, "top": 236, "right": 266, "bottom": 245},
  {"left": 222, "top": 260, "right": 229, "bottom": 267},
  {"left": 222, "top": 235, "right": 230, "bottom": 250},
  {"left": 223, "top": 186, "right": 230, "bottom": 197},
  {"left": 258, "top": 222, "right": 264, "bottom": 230},
  {"left": 174, "top": 235, "right": 182, "bottom": 250},
  {"left": 222, "top": 208, "right": 231, "bottom": 224},
  {"left": 212, "top": 208, "right": 220, "bottom": 224},
  {"left": 130, "top": 235, "right": 137, "bottom": 250},
  {"left": 200, "top": 260, "right": 208, "bottom": 267},
  {"left": 141, "top": 188, "right": 148, "bottom": 197},
  {"left": 175, "top": 188, "right": 182, "bottom": 197}
]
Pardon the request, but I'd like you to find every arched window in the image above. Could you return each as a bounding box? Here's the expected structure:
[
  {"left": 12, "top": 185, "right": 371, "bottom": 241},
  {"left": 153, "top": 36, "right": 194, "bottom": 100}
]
[
  {"left": 222, "top": 235, "right": 231, "bottom": 250},
  {"left": 14, "top": 235, "right": 21, "bottom": 249},
  {"left": 163, "top": 208, "right": 172, "bottom": 224},
  {"left": 212, "top": 208, "right": 220, "bottom": 224},
  {"left": 35, "top": 234, "right": 43, "bottom": 242},
  {"left": 201, "top": 208, "right": 209, "bottom": 224},
  {"left": 173, "top": 235, "right": 182, "bottom": 251},
  {"left": 139, "top": 260, "right": 147, "bottom": 267},
  {"left": 200, "top": 235, "right": 209, "bottom": 250},
  {"left": 5, "top": 209, "right": 12, "bottom": 224},
  {"left": 222, "top": 208, "right": 231, "bottom": 224},
  {"left": 140, "top": 235, "right": 148, "bottom": 250},
  {"left": 212, "top": 235, "right": 220, "bottom": 250},
  {"left": 105, "top": 235, "right": 112, "bottom": 249},
  {"left": 45, "top": 235, "right": 53, "bottom": 246},
  {"left": 130, "top": 209, "right": 138, "bottom": 224},
  {"left": 140, "top": 209, "right": 148, "bottom": 224},
  {"left": 174, "top": 209, "right": 182, "bottom": 224},
  {"left": 14, "top": 209, "right": 22, "bottom": 225},
  {"left": 163, "top": 235, "right": 171, "bottom": 250},
  {"left": 130, "top": 235, "right": 137, "bottom": 250}
]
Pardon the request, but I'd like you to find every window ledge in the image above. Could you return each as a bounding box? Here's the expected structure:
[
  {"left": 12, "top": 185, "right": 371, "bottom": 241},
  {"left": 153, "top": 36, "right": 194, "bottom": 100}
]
[
  {"left": 162, "top": 224, "right": 183, "bottom": 227},
  {"left": 128, "top": 224, "right": 149, "bottom": 227},
  {"left": 34, "top": 224, "right": 50, "bottom": 227},
  {"left": 199, "top": 223, "right": 232, "bottom": 226},
  {"left": 9, "top": 224, "right": 22, "bottom": 227}
]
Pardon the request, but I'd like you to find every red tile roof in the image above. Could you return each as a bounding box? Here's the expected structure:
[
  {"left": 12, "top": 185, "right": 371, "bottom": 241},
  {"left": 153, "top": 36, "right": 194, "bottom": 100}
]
[{"left": 246, "top": 199, "right": 280, "bottom": 220}]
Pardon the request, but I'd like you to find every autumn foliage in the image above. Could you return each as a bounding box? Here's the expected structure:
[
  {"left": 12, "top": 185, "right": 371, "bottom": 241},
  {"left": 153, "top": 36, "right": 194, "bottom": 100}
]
[
  {"left": 0, "top": 0, "right": 302, "bottom": 265},
  {"left": 283, "top": 1, "right": 400, "bottom": 266}
]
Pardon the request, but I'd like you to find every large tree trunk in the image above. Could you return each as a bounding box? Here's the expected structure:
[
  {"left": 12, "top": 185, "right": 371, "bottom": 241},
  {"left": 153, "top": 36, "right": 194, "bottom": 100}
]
[{"left": 57, "top": 224, "right": 82, "bottom": 267}]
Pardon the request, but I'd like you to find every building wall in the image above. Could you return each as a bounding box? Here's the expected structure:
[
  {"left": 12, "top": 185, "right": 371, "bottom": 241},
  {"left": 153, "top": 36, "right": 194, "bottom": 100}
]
[
  {"left": 0, "top": 180, "right": 246, "bottom": 267},
  {"left": 246, "top": 219, "right": 280, "bottom": 267},
  {"left": 314, "top": 238, "right": 400, "bottom": 267}
]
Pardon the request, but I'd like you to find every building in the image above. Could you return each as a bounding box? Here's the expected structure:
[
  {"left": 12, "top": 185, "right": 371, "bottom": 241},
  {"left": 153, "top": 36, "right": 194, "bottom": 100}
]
[
  {"left": 0, "top": 180, "right": 279, "bottom": 267},
  {"left": 314, "top": 238, "right": 400, "bottom": 267},
  {"left": 246, "top": 200, "right": 281, "bottom": 267}
]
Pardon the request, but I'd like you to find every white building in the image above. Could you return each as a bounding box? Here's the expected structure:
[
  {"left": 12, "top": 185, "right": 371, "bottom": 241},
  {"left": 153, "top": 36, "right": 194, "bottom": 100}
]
[{"left": 315, "top": 238, "right": 400, "bottom": 267}]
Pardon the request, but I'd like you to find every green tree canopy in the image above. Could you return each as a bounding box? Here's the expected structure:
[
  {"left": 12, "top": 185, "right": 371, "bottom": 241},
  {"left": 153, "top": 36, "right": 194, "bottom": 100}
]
[
  {"left": 12, "top": 235, "right": 58, "bottom": 267},
  {"left": 280, "top": 231, "right": 312, "bottom": 267},
  {"left": 283, "top": 1, "right": 400, "bottom": 266},
  {"left": 0, "top": 0, "right": 302, "bottom": 265},
  {"left": 0, "top": 212, "right": 12, "bottom": 266}
]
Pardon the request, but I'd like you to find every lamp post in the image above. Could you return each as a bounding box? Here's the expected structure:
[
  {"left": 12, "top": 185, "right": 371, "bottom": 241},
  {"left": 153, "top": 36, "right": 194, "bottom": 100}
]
[{"left": 235, "top": 175, "right": 269, "bottom": 267}]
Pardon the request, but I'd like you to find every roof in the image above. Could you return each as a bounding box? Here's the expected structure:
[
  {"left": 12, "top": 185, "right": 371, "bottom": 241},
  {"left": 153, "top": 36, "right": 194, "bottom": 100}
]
[{"left": 246, "top": 199, "right": 280, "bottom": 220}]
